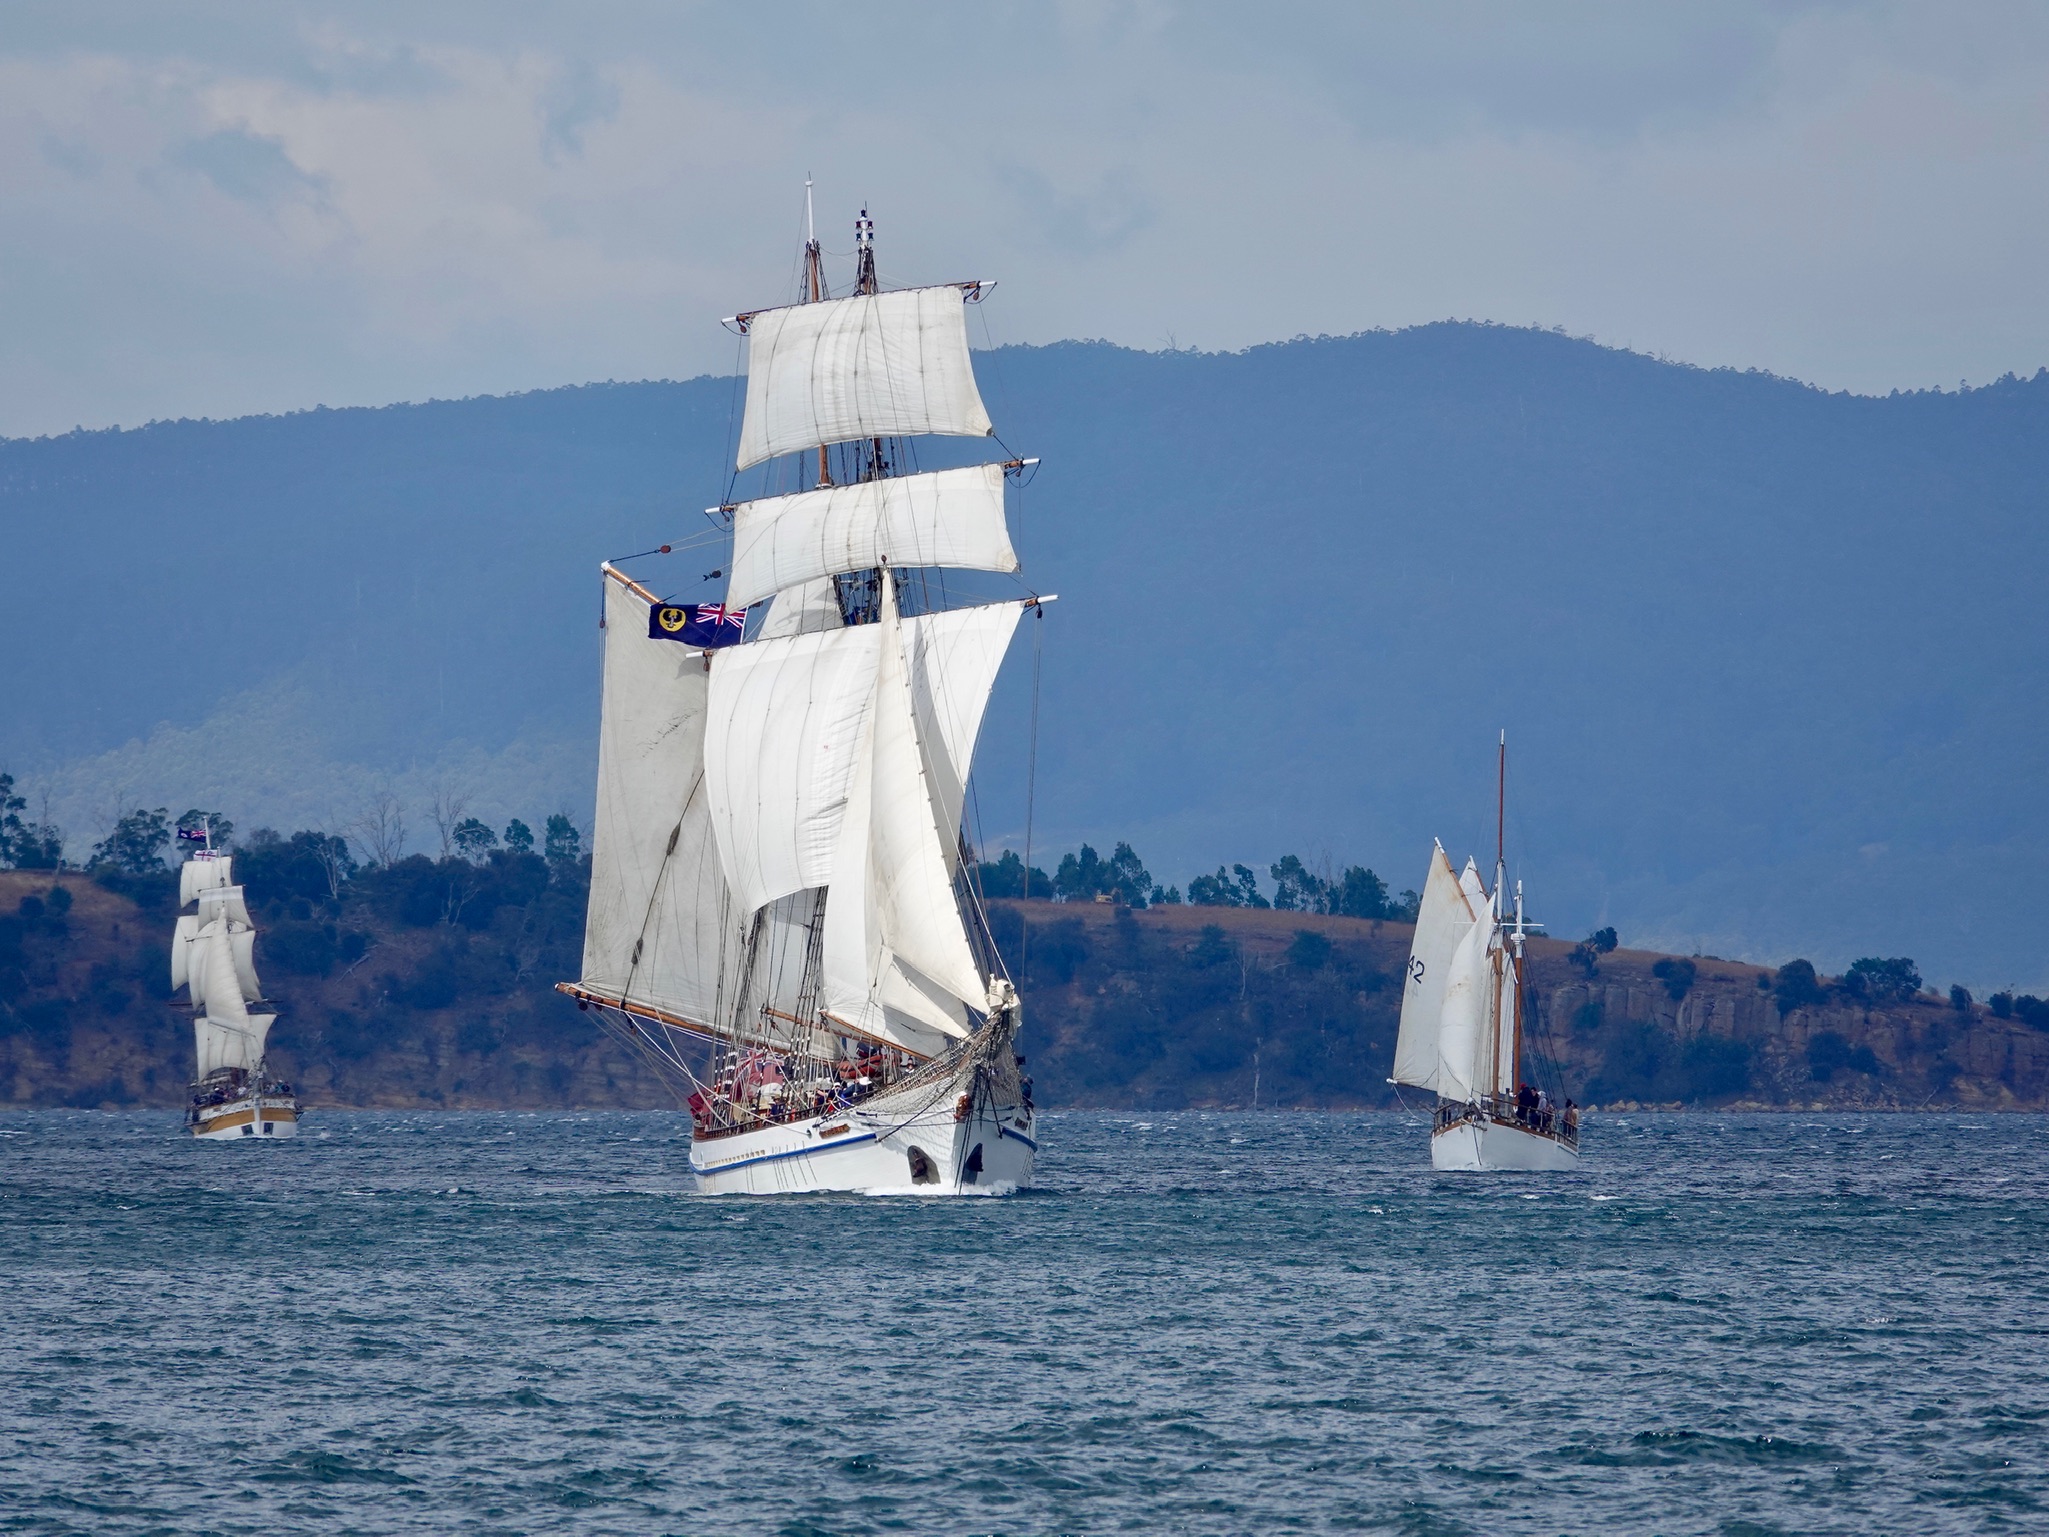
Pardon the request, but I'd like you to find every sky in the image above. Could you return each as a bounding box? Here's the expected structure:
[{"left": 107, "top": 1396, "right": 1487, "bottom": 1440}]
[{"left": 4, "top": 1, "right": 2049, "bottom": 437}]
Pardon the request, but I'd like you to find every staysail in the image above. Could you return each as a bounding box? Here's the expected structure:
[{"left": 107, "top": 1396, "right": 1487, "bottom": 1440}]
[
  {"left": 734, "top": 286, "right": 994, "bottom": 471},
  {"left": 1391, "top": 843, "right": 1475, "bottom": 1093},
  {"left": 1434, "top": 909, "right": 1493, "bottom": 1105}
]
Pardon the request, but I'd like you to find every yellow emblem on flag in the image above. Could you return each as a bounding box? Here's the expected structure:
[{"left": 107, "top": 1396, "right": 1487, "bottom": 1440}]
[{"left": 657, "top": 606, "right": 688, "bottom": 633}]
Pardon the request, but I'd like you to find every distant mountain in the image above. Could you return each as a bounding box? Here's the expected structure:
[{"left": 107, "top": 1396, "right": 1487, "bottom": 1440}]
[{"left": 3, "top": 325, "right": 2047, "bottom": 987}]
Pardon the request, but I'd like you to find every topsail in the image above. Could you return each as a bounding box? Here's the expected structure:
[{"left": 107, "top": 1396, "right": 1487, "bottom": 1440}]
[{"left": 734, "top": 285, "right": 994, "bottom": 471}]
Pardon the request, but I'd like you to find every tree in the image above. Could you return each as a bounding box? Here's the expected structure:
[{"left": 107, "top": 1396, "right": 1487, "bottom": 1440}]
[
  {"left": 1390, "top": 889, "right": 1421, "bottom": 923},
  {"left": 977, "top": 850, "right": 1051, "bottom": 899},
  {"left": 1287, "top": 930, "right": 1332, "bottom": 970},
  {"left": 429, "top": 783, "right": 474, "bottom": 859},
  {"left": 1187, "top": 864, "right": 1269, "bottom": 909},
  {"left": 0, "top": 771, "right": 62, "bottom": 870},
  {"left": 504, "top": 819, "right": 535, "bottom": 855},
  {"left": 1269, "top": 855, "right": 1326, "bottom": 913},
  {"left": 1102, "top": 843, "right": 1154, "bottom": 907},
  {"left": 1843, "top": 956, "right": 1921, "bottom": 1005},
  {"left": 1950, "top": 984, "right": 1973, "bottom": 1014},
  {"left": 1329, "top": 866, "right": 1391, "bottom": 920},
  {"left": 452, "top": 818, "right": 498, "bottom": 861},
  {"left": 1652, "top": 956, "right": 1696, "bottom": 1002},
  {"left": 350, "top": 790, "right": 408, "bottom": 869},
  {"left": 544, "top": 813, "right": 582, "bottom": 865},
  {"left": 89, "top": 807, "right": 171, "bottom": 874},
  {"left": 1589, "top": 927, "right": 1618, "bottom": 954},
  {"left": 1773, "top": 959, "right": 1824, "bottom": 1016},
  {"left": 1990, "top": 991, "right": 2014, "bottom": 1019}
]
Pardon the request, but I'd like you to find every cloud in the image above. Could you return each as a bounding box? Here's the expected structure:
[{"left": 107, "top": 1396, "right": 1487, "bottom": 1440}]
[{"left": 2, "top": 3, "right": 2049, "bottom": 435}]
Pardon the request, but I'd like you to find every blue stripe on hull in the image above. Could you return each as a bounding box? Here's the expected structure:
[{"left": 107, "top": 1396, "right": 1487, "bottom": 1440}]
[{"left": 691, "top": 1131, "right": 879, "bottom": 1177}]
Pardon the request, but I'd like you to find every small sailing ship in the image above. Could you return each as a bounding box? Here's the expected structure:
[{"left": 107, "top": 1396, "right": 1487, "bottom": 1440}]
[
  {"left": 171, "top": 832, "right": 301, "bottom": 1139},
  {"left": 560, "top": 196, "right": 1039, "bottom": 1194},
  {"left": 1390, "top": 736, "right": 1579, "bottom": 1171}
]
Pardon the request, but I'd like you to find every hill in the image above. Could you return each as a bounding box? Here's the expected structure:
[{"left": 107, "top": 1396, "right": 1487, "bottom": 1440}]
[
  {"left": 4, "top": 325, "right": 2049, "bottom": 986},
  {"left": 5, "top": 868, "right": 2043, "bottom": 1112}
]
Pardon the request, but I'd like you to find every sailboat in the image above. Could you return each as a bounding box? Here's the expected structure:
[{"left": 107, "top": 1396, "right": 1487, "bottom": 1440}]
[
  {"left": 560, "top": 195, "right": 1040, "bottom": 1194},
  {"left": 171, "top": 833, "right": 301, "bottom": 1139},
  {"left": 1390, "top": 736, "right": 1579, "bottom": 1171}
]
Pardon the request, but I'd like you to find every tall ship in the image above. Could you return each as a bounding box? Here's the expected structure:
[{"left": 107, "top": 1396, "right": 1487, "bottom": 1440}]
[
  {"left": 171, "top": 833, "right": 301, "bottom": 1139},
  {"left": 561, "top": 197, "right": 1041, "bottom": 1194},
  {"left": 1390, "top": 737, "right": 1580, "bottom": 1171}
]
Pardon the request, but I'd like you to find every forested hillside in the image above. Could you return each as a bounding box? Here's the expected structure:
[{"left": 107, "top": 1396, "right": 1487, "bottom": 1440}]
[
  {"left": 5, "top": 325, "right": 2049, "bottom": 987},
  {"left": 6, "top": 855, "right": 2045, "bottom": 1113}
]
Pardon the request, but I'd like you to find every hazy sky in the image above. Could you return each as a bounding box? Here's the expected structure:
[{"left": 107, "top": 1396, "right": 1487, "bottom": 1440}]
[{"left": 5, "top": 1, "right": 2048, "bottom": 436}]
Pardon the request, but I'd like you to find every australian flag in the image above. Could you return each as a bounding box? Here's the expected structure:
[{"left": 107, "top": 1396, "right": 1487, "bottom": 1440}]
[
  {"left": 648, "top": 601, "right": 747, "bottom": 648},
  {"left": 176, "top": 827, "right": 208, "bottom": 843}
]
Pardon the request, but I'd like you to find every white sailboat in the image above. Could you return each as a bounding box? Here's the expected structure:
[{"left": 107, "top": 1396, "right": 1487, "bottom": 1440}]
[
  {"left": 171, "top": 836, "right": 301, "bottom": 1139},
  {"left": 1390, "top": 736, "right": 1579, "bottom": 1171},
  {"left": 560, "top": 197, "right": 1039, "bottom": 1194}
]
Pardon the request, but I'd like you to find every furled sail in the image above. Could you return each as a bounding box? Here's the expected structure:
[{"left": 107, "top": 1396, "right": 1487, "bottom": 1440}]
[
  {"left": 180, "top": 855, "right": 232, "bottom": 908},
  {"left": 901, "top": 600, "right": 1024, "bottom": 873},
  {"left": 581, "top": 575, "right": 738, "bottom": 1031},
  {"left": 727, "top": 465, "right": 1017, "bottom": 611},
  {"left": 1391, "top": 844, "right": 1475, "bottom": 1092},
  {"left": 1434, "top": 909, "right": 1494, "bottom": 1105},
  {"left": 703, "top": 620, "right": 884, "bottom": 912},
  {"left": 734, "top": 286, "right": 993, "bottom": 471}
]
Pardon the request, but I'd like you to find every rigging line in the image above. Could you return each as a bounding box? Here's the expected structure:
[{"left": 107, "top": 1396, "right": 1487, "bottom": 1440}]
[
  {"left": 1019, "top": 603, "right": 1044, "bottom": 968},
  {"left": 720, "top": 329, "right": 746, "bottom": 511}
]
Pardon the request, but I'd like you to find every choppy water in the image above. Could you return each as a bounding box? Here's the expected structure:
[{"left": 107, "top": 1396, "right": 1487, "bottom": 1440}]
[{"left": 2, "top": 1111, "right": 2047, "bottom": 1536}]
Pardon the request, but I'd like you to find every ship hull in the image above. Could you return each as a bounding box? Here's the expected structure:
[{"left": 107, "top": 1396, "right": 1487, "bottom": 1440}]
[
  {"left": 190, "top": 1093, "right": 301, "bottom": 1141},
  {"left": 692, "top": 1095, "right": 1034, "bottom": 1194},
  {"left": 1431, "top": 1115, "right": 1578, "bottom": 1171}
]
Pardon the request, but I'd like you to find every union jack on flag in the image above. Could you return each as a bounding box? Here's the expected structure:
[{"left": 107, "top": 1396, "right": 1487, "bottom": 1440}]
[{"left": 648, "top": 601, "right": 749, "bottom": 648}]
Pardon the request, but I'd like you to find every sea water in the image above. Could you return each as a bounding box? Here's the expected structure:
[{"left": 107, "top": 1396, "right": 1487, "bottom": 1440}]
[{"left": 1, "top": 1110, "right": 2045, "bottom": 1536}]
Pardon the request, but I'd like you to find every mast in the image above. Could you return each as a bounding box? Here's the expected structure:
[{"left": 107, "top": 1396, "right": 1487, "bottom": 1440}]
[
  {"left": 854, "top": 207, "right": 887, "bottom": 485},
  {"left": 803, "top": 177, "right": 831, "bottom": 490}
]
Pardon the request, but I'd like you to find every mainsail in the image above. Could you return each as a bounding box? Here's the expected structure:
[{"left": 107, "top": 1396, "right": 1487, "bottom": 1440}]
[{"left": 170, "top": 854, "right": 275, "bottom": 1080}]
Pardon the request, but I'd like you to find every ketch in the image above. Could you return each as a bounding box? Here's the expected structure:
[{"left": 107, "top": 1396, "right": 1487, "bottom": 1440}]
[
  {"left": 171, "top": 826, "right": 302, "bottom": 1139},
  {"left": 1390, "top": 734, "right": 1580, "bottom": 1171},
  {"left": 560, "top": 192, "right": 1042, "bottom": 1194}
]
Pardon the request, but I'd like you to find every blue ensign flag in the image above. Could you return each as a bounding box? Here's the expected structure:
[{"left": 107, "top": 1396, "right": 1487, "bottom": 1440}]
[{"left": 648, "top": 601, "right": 748, "bottom": 648}]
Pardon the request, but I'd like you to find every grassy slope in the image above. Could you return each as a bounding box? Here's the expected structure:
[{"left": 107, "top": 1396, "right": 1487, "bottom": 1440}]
[{"left": 4, "top": 873, "right": 2044, "bottom": 1110}]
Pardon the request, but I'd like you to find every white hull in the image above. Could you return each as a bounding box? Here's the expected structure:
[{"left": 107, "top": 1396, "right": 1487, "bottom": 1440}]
[
  {"left": 1431, "top": 1116, "right": 1578, "bottom": 1171},
  {"left": 692, "top": 1091, "right": 1035, "bottom": 1195},
  {"left": 190, "top": 1094, "right": 300, "bottom": 1141}
]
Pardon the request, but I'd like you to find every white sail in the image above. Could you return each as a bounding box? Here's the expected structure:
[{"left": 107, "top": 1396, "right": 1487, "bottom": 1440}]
[
  {"left": 581, "top": 576, "right": 737, "bottom": 1030},
  {"left": 180, "top": 854, "right": 232, "bottom": 907},
  {"left": 704, "top": 621, "right": 884, "bottom": 912},
  {"left": 170, "top": 914, "right": 200, "bottom": 993},
  {"left": 727, "top": 465, "right": 1017, "bottom": 610},
  {"left": 1435, "top": 910, "right": 1493, "bottom": 1105},
  {"left": 1459, "top": 857, "right": 1490, "bottom": 916},
  {"left": 195, "top": 1013, "right": 275, "bottom": 1079},
  {"left": 902, "top": 600, "right": 1024, "bottom": 872},
  {"left": 735, "top": 286, "right": 994, "bottom": 471},
  {"left": 1391, "top": 844, "right": 1475, "bottom": 1092},
  {"left": 230, "top": 927, "right": 262, "bottom": 1003},
  {"left": 818, "top": 582, "right": 980, "bottom": 1056},
  {"left": 196, "top": 886, "right": 252, "bottom": 931},
  {"left": 756, "top": 576, "right": 845, "bottom": 639},
  {"left": 866, "top": 578, "right": 987, "bottom": 1009}
]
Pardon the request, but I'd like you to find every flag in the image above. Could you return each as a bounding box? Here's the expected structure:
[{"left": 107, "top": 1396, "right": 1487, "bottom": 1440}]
[
  {"left": 648, "top": 601, "right": 748, "bottom": 648},
  {"left": 176, "top": 827, "right": 208, "bottom": 843}
]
